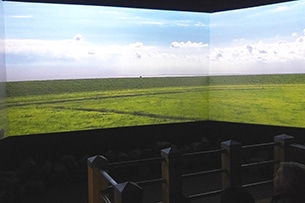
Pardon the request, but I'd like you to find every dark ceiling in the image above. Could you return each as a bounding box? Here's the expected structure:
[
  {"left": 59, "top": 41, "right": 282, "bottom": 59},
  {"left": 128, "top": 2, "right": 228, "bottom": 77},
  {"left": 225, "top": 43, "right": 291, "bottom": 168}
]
[{"left": 5, "top": 0, "right": 297, "bottom": 12}]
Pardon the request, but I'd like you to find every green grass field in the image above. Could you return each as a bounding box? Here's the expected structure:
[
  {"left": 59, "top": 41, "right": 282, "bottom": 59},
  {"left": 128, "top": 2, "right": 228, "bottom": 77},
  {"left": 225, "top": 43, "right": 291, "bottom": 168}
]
[
  {"left": 209, "top": 84, "right": 305, "bottom": 127},
  {"left": 6, "top": 77, "right": 209, "bottom": 136},
  {"left": 4, "top": 74, "right": 305, "bottom": 136}
]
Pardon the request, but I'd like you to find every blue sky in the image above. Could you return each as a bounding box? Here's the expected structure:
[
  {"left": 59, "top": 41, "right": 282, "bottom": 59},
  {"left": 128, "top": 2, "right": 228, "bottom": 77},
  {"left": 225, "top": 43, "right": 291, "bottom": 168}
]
[
  {"left": 3, "top": 2, "right": 209, "bottom": 81},
  {"left": 2, "top": 0, "right": 305, "bottom": 81},
  {"left": 209, "top": 0, "right": 305, "bottom": 75}
]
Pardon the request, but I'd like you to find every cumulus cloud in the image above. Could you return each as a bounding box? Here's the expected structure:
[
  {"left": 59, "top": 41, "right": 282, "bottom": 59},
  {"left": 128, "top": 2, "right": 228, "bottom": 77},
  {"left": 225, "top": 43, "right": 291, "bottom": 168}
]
[
  {"left": 128, "top": 42, "right": 144, "bottom": 48},
  {"left": 246, "top": 45, "right": 253, "bottom": 53},
  {"left": 170, "top": 41, "right": 208, "bottom": 49},
  {"left": 5, "top": 34, "right": 92, "bottom": 59},
  {"left": 73, "top": 34, "right": 84, "bottom": 41},
  {"left": 195, "top": 22, "right": 205, "bottom": 27},
  {"left": 296, "top": 36, "right": 304, "bottom": 43},
  {"left": 292, "top": 32, "right": 298, "bottom": 37},
  {"left": 5, "top": 38, "right": 209, "bottom": 81},
  {"left": 10, "top": 15, "right": 33, "bottom": 19},
  {"left": 274, "top": 6, "right": 289, "bottom": 12},
  {"left": 209, "top": 36, "right": 305, "bottom": 75}
]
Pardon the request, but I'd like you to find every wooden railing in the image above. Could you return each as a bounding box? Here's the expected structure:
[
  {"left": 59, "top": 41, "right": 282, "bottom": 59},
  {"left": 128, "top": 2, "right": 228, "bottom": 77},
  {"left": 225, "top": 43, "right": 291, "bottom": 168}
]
[
  {"left": 88, "top": 133, "right": 305, "bottom": 203},
  {"left": 87, "top": 155, "right": 143, "bottom": 203}
]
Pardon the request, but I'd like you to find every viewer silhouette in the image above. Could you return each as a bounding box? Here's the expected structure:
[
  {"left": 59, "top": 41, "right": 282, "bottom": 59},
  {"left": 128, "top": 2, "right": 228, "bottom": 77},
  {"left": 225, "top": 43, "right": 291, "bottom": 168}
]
[{"left": 271, "top": 162, "right": 305, "bottom": 203}]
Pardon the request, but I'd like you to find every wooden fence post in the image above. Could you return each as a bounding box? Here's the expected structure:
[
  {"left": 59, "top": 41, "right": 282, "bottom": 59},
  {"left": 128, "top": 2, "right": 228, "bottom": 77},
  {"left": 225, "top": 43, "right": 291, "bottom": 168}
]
[
  {"left": 161, "top": 147, "right": 185, "bottom": 203},
  {"left": 221, "top": 140, "right": 242, "bottom": 189},
  {"left": 114, "top": 182, "right": 143, "bottom": 203},
  {"left": 274, "top": 134, "right": 295, "bottom": 172},
  {"left": 87, "top": 155, "right": 109, "bottom": 203}
]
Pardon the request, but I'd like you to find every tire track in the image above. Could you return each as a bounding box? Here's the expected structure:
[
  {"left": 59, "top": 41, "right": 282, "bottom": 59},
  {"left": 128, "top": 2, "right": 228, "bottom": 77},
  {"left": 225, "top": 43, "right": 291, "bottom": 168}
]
[
  {"left": 8, "top": 88, "right": 204, "bottom": 107},
  {"left": 54, "top": 106, "right": 200, "bottom": 122}
]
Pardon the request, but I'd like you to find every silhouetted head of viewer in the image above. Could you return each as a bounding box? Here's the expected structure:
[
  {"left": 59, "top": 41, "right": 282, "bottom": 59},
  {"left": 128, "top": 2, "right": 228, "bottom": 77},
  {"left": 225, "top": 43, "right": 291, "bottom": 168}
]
[
  {"left": 220, "top": 186, "right": 255, "bottom": 203},
  {"left": 271, "top": 162, "right": 305, "bottom": 203}
]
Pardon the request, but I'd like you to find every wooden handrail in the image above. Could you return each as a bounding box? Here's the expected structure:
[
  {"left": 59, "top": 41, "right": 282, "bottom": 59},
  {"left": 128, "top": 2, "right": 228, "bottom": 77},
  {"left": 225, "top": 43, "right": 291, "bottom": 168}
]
[
  {"left": 88, "top": 155, "right": 143, "bottom": 203},
  {"left": 100, "top": 170, "right": 118, "bottom": 187},
  {"left": 88, "top": 134, "right": 305, "bottom": 203}
]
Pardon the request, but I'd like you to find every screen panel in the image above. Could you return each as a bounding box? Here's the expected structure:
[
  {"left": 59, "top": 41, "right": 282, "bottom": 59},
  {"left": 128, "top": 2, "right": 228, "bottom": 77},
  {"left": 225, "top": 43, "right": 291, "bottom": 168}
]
[
  {"left": 0, "top": 0, "right": 8, "bottom": 139},
  {"left": 3, "top": 1, "right": 210, "bottom": 136},
  {"left": 209, "top": 0, "right": 305, "bottom": 127}
]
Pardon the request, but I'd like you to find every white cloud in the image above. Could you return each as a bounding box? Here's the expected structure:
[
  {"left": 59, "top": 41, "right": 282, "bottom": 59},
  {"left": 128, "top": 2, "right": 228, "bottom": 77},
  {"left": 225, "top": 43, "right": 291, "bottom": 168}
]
[
  {"left": 138, "top": 20, "right": 165, "bottom": 26},
  {"left": 73, "top": 34, "right": 84, "bottom": 41},
  {"left": 128, "top": 42, "right": 144, "bottom": 48},
  {"left": 233, "top": 38, "right": 245, "bottom": 43},
  {"left": 10, "top": 15, "right": 33, "bottom": 19},
  {"left": 5, "top": 36, "right": 90, "bottom": 60},
  {"left": 170, "top": 41, "right": 208, "bottom": 49},
  {"left": 274, "top": 6, "right": 289, "bottom": 12},
  {"left": 195, "top": 22, "right": 205, "bottom": 27},
  {"left": 176, "top": 23, "right": 189, "bottom": 27},
  {"left": 245, "top": 45, "right": 253, "bottom": 53},
  {"left": 296, "top": 36, "right": 304, "bottom": 43},
  {"left": 209, "top": 37, "right": 305, "bottom": 75},
  {"left": 5, "top": 38, "right": 209, "bottom": 80}
]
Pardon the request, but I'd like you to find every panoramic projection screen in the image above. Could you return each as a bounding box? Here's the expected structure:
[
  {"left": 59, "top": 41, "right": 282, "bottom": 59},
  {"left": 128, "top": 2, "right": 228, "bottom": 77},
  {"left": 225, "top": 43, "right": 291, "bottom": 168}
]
[
  {"left": 2, "top": 0, "right": 305, "bottom": 137},
  {"left": 3, "top": 1, "right": 210, "bottom": 136}
]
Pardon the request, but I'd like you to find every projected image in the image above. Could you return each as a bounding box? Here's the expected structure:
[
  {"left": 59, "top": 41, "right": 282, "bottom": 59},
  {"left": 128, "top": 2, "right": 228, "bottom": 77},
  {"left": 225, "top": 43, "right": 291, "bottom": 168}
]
[
  {"left": 4, "top": 2, "right": 209, "bottom": 80},
  {"left": 209, "top": 1, "right": 305, "bottom": 75},
  {"left": 3, "top": 2, "right": 210, "bottom": 136},
  {"left": 3, "top": 0, "right": 305, "bottom": 136},
  {"left": 209, "top": 1, "right": 305, "bottom": 127}
]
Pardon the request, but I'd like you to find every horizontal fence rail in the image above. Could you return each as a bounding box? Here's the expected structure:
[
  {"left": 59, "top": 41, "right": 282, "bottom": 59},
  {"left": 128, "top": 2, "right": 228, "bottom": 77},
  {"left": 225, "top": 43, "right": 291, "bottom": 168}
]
[
  {"left": 241, "top": 160, "right": 278, "bottom": 169},
  {"left": 88, "top": 133, "right": 305, "bottom": 203},
  {"left": 182, "top": 149, "right": 225, "bottom": 158},
  {"left": 243, "top": 179, "right": 274, "bottom": 188},
  {"left": 109, "top": 157, "right": 165, "bottom": 169},
  {"left": 182, "top": 168, "right": 225, "bottom": 179},
  {"left": 241, "top": 142, "right": 276, "bottom": 151},
  {"left": 187, "top": 189, "right": 223, "bottom": 201},
  {"left": 135, "top": 178, "right": 165, "bottom": 186}
]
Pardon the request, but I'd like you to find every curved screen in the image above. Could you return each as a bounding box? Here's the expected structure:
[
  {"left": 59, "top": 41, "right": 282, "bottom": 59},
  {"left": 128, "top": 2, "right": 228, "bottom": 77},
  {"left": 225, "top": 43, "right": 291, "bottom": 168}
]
[{"left": 2, "top": 0, "right": 305, "bottom": 137}]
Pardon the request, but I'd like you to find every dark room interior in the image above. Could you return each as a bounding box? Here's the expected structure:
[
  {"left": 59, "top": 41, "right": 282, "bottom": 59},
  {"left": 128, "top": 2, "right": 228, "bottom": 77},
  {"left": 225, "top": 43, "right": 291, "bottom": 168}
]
[{"left": 1, "top": 0, "right": 304, "bottom": 203}]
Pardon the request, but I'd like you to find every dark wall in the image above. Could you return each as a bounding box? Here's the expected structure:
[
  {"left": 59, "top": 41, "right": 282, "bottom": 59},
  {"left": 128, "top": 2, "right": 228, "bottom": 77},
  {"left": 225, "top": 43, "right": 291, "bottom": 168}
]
[
  {"left": 0, "top": 121, "right": 206, "bottom": 170},
  {"left": 1, "top": 121, "right": 305, "bottom": 170}
]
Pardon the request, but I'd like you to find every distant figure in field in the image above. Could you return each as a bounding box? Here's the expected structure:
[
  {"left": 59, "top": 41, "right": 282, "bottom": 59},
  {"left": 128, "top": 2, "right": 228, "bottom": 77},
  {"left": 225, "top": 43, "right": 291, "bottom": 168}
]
[
  {"left": 271, "top": 162, "right": 305, "bottom": 203},
  {"left": 220, "top": 186, "right": 255, "bottom": 203}
]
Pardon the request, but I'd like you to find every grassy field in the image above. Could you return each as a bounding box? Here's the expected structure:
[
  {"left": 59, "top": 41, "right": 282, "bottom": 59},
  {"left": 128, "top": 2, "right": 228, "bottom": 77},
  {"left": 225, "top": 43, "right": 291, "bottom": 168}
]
[
  {"left": 209, "top": 84, "right": 305, "bottom": 127},
  {"left": 6, "top": 77, "right": 209, "bottom": 136},
  {"left": 4, "top": 74, "right": 305, "bottom": 136}
]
